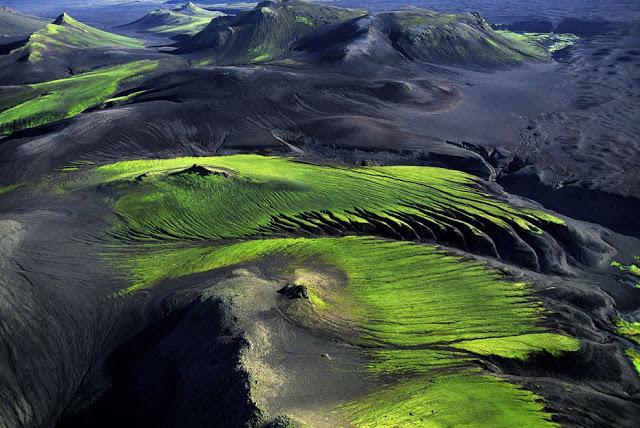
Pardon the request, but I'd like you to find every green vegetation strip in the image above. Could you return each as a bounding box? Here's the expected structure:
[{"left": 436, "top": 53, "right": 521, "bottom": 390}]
[
  {"left": 617, "top": 318, "right": 640, "bottom": 345},
  {"left": 88, "top": 155, "right": 564, "bottom": 243},
  {"left": 0, "top": 60, "right": 158, "bottom": 134}
]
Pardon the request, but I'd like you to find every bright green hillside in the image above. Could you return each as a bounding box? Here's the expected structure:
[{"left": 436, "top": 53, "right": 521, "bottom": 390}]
[{"left": 0, "top": 60, "right": 158, "bottom": 135}]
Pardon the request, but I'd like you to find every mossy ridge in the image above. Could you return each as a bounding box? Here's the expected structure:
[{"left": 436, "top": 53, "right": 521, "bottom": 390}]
[
  {"left": 26, "top": 13, "right": 142, "bottom": 61},
  {"left": 174, "top": 1, "right": 366, "bottom": 64},
  {"left": 92, "top": 155, "right": 579, "bottom": 426},
  {"left": 0, "top": 60, "right": 158, "bottom": 135},
  {"left": 89, "top": 156, "right": 564, "bottom": 253},
  {"left": 124, "top": 6, "right": 225, "bottom": 37}
]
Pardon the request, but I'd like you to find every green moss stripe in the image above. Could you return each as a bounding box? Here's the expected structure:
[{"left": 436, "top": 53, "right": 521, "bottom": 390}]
[{"left": 87, "top": 155, "right": 564, "bottom": 245}]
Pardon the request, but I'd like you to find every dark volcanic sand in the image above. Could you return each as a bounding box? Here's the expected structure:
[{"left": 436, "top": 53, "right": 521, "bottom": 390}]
[{"left": 0, "top": 1, "right": 639, "bottom": 427}]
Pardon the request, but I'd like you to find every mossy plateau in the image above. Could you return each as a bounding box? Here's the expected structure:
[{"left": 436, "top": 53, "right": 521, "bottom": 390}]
[{"left": 0, "top": 60, "right": 158, "bottom": 134}]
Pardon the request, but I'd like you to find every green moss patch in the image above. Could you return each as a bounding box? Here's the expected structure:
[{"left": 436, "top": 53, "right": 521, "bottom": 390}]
[
  {"left": 611, "top": 257, "right": 640, "bottom": 288},
  {"left": 453, "top": 333, "right": 580, "bottom": 360},
  {"left": 341, "top": 372, "right": 557, "bottom": 427},
  {"left": 0, "top": 183, "right": 24, "bottom": 195},
  {"left": 0, "top": 60, "right": 158, "bottom": 134},
  {"left": 617, "top": 318, "right": 640, "bottom": 345},
  {"left": 626, "top": 349, "right": 640, "bottom": 376}
]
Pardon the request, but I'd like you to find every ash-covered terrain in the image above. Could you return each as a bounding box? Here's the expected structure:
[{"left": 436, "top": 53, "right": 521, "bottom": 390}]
[{"left": 0, "top": 1, "right": 639, "bottom": 427}]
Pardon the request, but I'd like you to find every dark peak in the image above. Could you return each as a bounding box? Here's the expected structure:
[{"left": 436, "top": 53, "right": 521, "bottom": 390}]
[
  {"left": 53, "top": 12, "right": 72, "bottom": 25},
  {"left": 169, "top": 164, "right": 229, "bottom": 178}
]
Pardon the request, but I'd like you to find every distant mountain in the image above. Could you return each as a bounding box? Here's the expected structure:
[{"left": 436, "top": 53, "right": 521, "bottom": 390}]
[
  {"left": 173, "top": 0, "right": 366, "bottom": 64},
  {"left": 26, "top": 13, "right": 143, "bottom": 56},
  {"left": 120, "top": 2, "right": 225, "bottom": 37},
  {"left": 174, "top": 2, "right": 220, "bottom": 16},
  {"left": 172, "top": 2, "right": 554, "bottom": 69},
  {"left": 291, "top": 9, "right": 551, "bottom": 69},
  {"left": 0, "top": 13, "right": 146, "bottom": 84},
  {"left": 0, "top": 7, "right": 47, "bottom": 37}
]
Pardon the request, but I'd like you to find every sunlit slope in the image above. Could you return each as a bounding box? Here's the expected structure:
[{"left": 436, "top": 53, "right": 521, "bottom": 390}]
[
  {"left": 0, "top": 60, "right": 158, "bottom": 135},
  {"left": 173, "top": 0, "right": 365, "bottom": 63}
]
